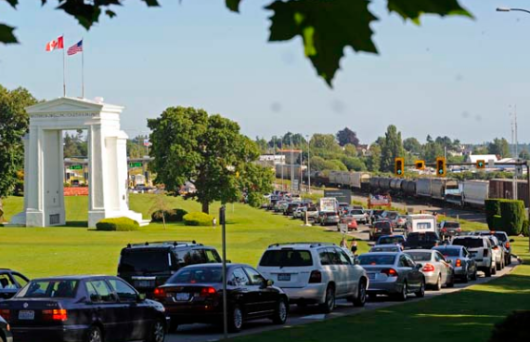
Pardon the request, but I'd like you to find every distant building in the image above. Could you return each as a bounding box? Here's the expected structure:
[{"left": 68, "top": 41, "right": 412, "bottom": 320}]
[
  {"left": 466, "top": 154, "right": 499, "bottom": 163},
  {"left": 356, "top": 144, "right": 370, "bottom": 156}
]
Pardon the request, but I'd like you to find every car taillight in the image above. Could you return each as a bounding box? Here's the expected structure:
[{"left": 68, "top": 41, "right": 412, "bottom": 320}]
[
  {"left": 441, "top": 228, "right": 446, "bottom": 232},
  {"left": 43, "top": 309, "right": 68, "bottom": 321},
  {"left": 200, "top": 287, "right": 217, "bottom": 297},
  {"left": 0, "top": 309, "right": 10, "bottom": 321},
  {"left": 505, "top": 242, "right": 511, "bottom": 249},
  {"left": 456, "top": 259, "right": 462, "bottom": 267},
  {"left": 483, "top": 249, "right": 489, "bottom": 257},
  {"left": 422, "top": 263, "right": 435, "bottom": 272},
  {"left": 154, "top": 287, "right": 166, "bottom": 299},
  {"left": 381, "top": 268, "right": 398, "bottom": 277},
  {"left": 309, "top": 270, "right": 322, "bottom": 283}
]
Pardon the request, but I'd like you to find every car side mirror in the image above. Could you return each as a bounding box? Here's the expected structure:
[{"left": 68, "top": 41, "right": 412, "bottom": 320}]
[
  {"left": 446, "top": 259, "right": 452, "bottom": 264},
  {"left": 267, "top": 279, "right": 274, "bottom": 287},
  {"left": 509, "top": 239, "right": 515, "bottom": 243},
  {"left": 90, "top": 294, "right": 102, "bottom": 302},
  {"left": 354, "top": 257, "right": 360, "bottom": 265},
  {"left": 137, "top": 293, "right": 146, "bottom": 302},
  {"left": 415, "top": 264, "right": 422, "bottom": 270}
]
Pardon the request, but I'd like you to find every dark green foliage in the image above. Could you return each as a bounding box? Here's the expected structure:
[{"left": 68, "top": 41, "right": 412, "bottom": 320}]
[
  {"left": 151, "top": 209, "right": 188, "bottom": 223},
  {"left": 489, "top": 311, "right": 530, "bottom": 342},
  {"left": 521, "top": 220, "right": 529, "bottom": 237},
  {"left": 183, "top": 212, "right": 214, "bottom": 227},
  {"left": 499, "top": 200, "right": 526, "bottom": 236},
  {"left": 96, "top": 217, "right": 140, "bottom": 231},
  {"left": 485, "top": 199, "right": 502, "bottom": 229},
  {"left": 492, "top": 215, "right": 503, "bottom": 232}
]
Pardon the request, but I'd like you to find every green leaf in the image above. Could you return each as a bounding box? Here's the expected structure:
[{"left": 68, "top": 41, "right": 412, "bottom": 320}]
[
  {"left": 2, "top": 0, "right": 18, "bottom": 9},
  {"left": 267, "top": 0, "right": 378, "bottom": 87},
  {"left": 140, "top": 0, "right": 160, "bottom": 6},
  {"left": 56, "top": 2, "right": 102, "bottom": 30},
  {"left": 106, "top": 9, "right": 117, "bottom": 18},
  {"left": 388, "top": 0, "right": 473, "bottom": 24},
  {"left": 0, "top": 23, "right": 18, "bottom": 44},
  {"left": 226, "top": 0, "right": 242, "bottom": 12}
]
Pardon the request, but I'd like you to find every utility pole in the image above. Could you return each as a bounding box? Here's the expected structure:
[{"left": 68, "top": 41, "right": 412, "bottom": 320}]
[
  {"left": 280, "top": 139, "right": 284, "bottom": 191},
  {"left": 307, "top": 134, "right": 311, "bottom": 194},
  {"left": 290, "top": 135, "right": 295, "bottom": 192}
]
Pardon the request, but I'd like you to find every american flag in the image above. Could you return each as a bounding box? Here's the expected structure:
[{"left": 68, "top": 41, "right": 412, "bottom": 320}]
[{"left": 67, "top": 40, "right": 83, "bottom": 56}]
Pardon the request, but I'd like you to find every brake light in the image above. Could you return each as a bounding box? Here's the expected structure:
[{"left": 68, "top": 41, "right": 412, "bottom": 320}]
[
  {"left": 381, "top": 268, "right": 398, "bottom": 277},
  {"left": 43, "top": 309, "right": 68, "bottom": 321},
  {"left": 422, "top": 263, "right": 435, "bottom": 272},
  {"left": 309, "top": 270, "right": 322, "bottom": 283},
  {"left": 456, "top": 259, "right": 462, "bottom": 267},
  {"left": 0, "top": 309, "right": 10, "bottom": 321},
  {"left": 154, "top": 287, "right": 166, "bottom": 299},
  {"left": 506, "top": 242, "right": 511, "bottom": 249},
  {"left": 441, "top": 228, "right": 446, "bottom": 232},
  {"left": 483, "top": 249, "right": 489, "bottom": 257},
  {"left": 200, "top": 287, "right": 217, "bottom": 297}
]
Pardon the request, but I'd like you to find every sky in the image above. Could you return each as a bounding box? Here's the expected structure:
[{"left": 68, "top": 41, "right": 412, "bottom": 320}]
[{"left": 0, "top": 0, "right": 529, "bottom": 145}]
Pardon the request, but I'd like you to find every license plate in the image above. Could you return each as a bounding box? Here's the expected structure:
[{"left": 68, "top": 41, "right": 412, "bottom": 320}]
[
  {"left": 19, "top": 310, "right": 35, "bottom": 320},
  {"left": 368, "top": 273, "right": 376, "bottom": 280},
  {"left": 135, "top": 280, "right": 154, "bottom": 288},
  {"left": 278, "top": 274, "right": 291, "bottom": 281},
  {"left": 175, "top": 293, "right": 190, "bottom": 301}
]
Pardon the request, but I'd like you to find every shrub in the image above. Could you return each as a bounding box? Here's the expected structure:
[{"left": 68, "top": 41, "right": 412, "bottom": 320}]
[
  {"left": 151, "top": 208, "right": 188, "bottom": 223},
  {"left": 96, "top": 217, "right": 139, "bottom": 231},
  {"left": 492, "top": 215, "right": 504, "bottom": 231},
  {"left": 485, "top": 199, "right": 502, "bottom": 229},
  {"left": 183, "top": 212, "right": 214, "bottom": 226},
  {"left": 500, "top": 200, "right": 526, "bottom": 235},
  {"left": 522, "top": 220, "right": 529, "bottom": 237},
  {"left": 489, "top": 311, "right": 530, "bottom": 342}
]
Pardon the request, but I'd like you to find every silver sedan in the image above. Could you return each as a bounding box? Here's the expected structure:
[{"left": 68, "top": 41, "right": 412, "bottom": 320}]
[
  {"left": 405, "top": 250, "right": 455, "bottom": 291},
  {"left": 432, "top": 245, "right": 477, "bottom": 283}
]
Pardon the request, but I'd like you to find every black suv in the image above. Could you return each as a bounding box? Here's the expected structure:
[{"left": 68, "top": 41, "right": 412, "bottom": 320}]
[
  {"left": 404, "top": 232, "right": 441, "bottom": 250},
  {"left": 117, "top": 241, "right": 222, "bottom": 297}
]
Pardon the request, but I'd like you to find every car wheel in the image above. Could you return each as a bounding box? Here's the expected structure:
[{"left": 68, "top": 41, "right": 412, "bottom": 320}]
[
  {"left": 397, "top": 282, "right": 407, "bottom": 301},
  {"left": 496, "top": 260, "right": 502, "bottom": 271},
  {"left": 434, "top": 274, "right": 442, "bottom": 291},
  {"left": 492, "top": 265, "right": 497, "bottom": 275},
  {"left": 484, "top": 267, "right": 492, "bottom": 278},
  {"left": 272, "top": 298, "right": 288, "bottom": 324},
  {"left": 85, "top": 326, "right": 103, "bottom": 342},
  {"left": 463, "top": 270, "right": 469, "bottom": 283},
  {"left": 471, "top": 269, "right": 478, "bottom": 281},
  {"left": 446, "top": 273, "right": 455, "bottom": 288},
  {"left": 167, "top": 319, "right": 178, "bottom": 333},
  {"left": 228, "top": 305, "right": 244, "bottom": 332},
  {"left": 148, "top": 319, "right": 166, "bottom": 342},
  {"left": 353, "top": 280, "right": 367, "bottom": 307},
  {"left": 506, "top": 255, "right": 511, "bottom": 266},
  {"left": 320, "top": 285, "right": 336, "bottom": 313},
  {"left": 415, "top": 279, "right": 425, "bottom": 298}
]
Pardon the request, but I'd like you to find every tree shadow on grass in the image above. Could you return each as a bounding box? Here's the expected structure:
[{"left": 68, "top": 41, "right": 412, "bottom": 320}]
[{"left": 61, "top": 221, "right": 88, "bottom": 228}]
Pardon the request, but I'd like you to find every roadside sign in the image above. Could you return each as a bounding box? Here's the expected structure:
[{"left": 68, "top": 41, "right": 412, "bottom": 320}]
[
  {"left": 488, "top": 159, "right": 495, "bottom": 168},
  {"left": 70, "top": 164, "right": 83, "bottom": 170},
  {"left": 338, "top": 223, "right": 348, "bottom": 235},
  {"left": 129, "top": 162, "right": 142, "bottom": 168}
]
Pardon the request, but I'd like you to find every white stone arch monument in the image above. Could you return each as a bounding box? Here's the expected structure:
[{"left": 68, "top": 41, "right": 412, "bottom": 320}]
[{"left": 10, "top": 97, "right": 146, "bottom": 227}]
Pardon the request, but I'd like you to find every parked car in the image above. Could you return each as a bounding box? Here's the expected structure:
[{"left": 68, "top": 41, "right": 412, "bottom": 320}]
[
  {"left": 432, "top": 245, "right": 478, "bottom": 282},
  {"left": 369, "top": 244, "right": 402, "bottom": 253},
  {"left": 0, "top": 270, "right": 29, "bottom": 300},
  {"left": 473, "top": 231, "right": 514, "bottom": 266},
  {"left": 369, "top": 221, "right": 393, "bottom": 241},
  {"left": 404, "top": 232, "right": 441, "bottom": 250},
  {"left": 0, "top": 275, "right": 167, "bottom": 342},
  {"left": 451, "top": 236, "right": 496, "bottom": 277},
  {"left": 0, "top": 314, "right": 13, "bottom": 342},
  {"left": 320, "top": 212, "right": 340, "bottom": 226},
  {"left": 258, "top": 243, "right": 368, "bottom": 313},
  {"left": 154, "top": 263, "right": 287, "bottom": 333},
  {"left": 358, "top": 252, "right": 425, "bottom": 300},
  {"left": 439, "top": 221, "right": 462, "bottom": 238},
  {"left": 376, "top": 235, "right": 406, "bottom": 248},
  {"left": 405, "top": 250, "right": 454, "bottom": 290},
  {"left": 347, "top": 209, "right": 368, "bottom": 224},
  {"left": 118, "top": 241, "right": 222, "bottom": 297},
  {"left": 483, "top": 235, "right": 505, "bottom": 271}
]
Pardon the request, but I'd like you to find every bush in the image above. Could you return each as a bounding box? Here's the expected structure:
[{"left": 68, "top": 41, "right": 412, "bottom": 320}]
[
  {"left": 522, "top": 220, "right": 529, "bottom": 237},
  {"left": 151, "top": 208, "right": 188, "bottom": 223},
  {"left": 96, "top": 217, "right": 139, "bottom": 231},
  {"left": 183, "top": 212, "right": 214, "bottom": 226},
  {"left": 492, "top": 215, "right": 504, "bottom": 231},
  {"left": 489, "top": 311, "right": 530, "bottom": 342},
  {"left": 500, "top": 200, "right": 526, "bottom": 236},
  {"left": 485, "top": 199, "right": 502, "bottom": 229}
]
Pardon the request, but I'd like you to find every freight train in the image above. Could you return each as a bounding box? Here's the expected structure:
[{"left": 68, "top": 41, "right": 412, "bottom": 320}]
[{"left": 292, "top": 170, "right": 529, "bottom": 209}]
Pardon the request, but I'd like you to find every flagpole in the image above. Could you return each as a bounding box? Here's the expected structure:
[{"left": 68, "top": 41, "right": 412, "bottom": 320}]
[
  {"left": 62, "top": 35, "right": 66, "bottom": 97},
  {"left": 81, "top": 39, "right": 85, "bottom": 99}
]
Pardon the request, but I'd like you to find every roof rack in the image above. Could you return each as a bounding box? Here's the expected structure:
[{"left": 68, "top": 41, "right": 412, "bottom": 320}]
[
  {"left": 126, "top": 241, "right": 200, "bottom": 248},
  {"left": 267, "top": 242, "right": 336, "bottom": 248}
]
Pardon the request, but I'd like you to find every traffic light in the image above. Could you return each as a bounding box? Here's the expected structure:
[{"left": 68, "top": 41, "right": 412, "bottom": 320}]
[
  {"left": 476, "top": 160, "right": 485, "bottom": 169},
  {"left": 394, "top": 157, "right": 405, "bottom": 177},
  {"left": 415, "top": 160, "right": 425, "bottom": 170},
  {"left": 436, "top": 157, "right": 446, "bottom": 177}
]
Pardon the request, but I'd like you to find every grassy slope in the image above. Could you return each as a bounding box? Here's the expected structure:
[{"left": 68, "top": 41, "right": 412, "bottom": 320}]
[{"left": 0, "top": 194, "right": 368, "bottom": 278}]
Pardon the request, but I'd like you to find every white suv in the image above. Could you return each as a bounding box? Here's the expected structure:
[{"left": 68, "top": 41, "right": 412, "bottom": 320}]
[
  {"left": 257, "top": 242, "right": 368, "bottom": 313},
  {"left": 451, "top": 236, "right": 496, "bottom": 277}
]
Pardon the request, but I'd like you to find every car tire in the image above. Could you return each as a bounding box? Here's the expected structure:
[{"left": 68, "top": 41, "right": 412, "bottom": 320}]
[
  {"left": 397, "top": 282, "right": 408, "bottom": 301},
  {"left": 496, "top": 260, "right": 502, "bottom": 271},
  {"left": 484, "top": 267, "right": 492, "bottom": 278},
  {"left": 471, "top": 269, "right": 478, "bottom": 281},
  {"left": 85, "top": 326, "right": 103, "bottom": 342},
  {"left": 446, "top": 273, "right": 455, "bottom": 288},
  {"left": 353, "top": 280, "right": 367, "bottom": 307},
  {"left": 167, "top": 319, "right": 178, "bottom": 333},
  {"left": 415, "top": 280, "right": 425, "bottom": 298},
  {"left": 148, "top": 319, "right": 166, "bottom": 342},
  {"left": 433, "top": 274, "right": 442, "bottom": 291},
  {"left": 506, "top": 255, "right": 511, "bottom": 266},
  {"left": 272, "top": 298, "right": 288, "bottom": 325},
  {"left": 492, "top": 265, "right": 497, "bottom": 275},
  {"left": 463, "top": 270, "right": 470, "bottom": 283},
  {"left": 228, "top": 305, "right": 244, "bottom": 333},
  {"left": 320, "top": 285, "right": 336, "bottom": 313}
]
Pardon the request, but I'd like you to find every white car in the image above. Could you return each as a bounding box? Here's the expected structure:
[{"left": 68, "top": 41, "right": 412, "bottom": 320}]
[
  {"left": 257, "top": 243, "right": 369, "bottom": 313},
  {"left": 483, "top": 235, "right": 505, "bottom": 271},
  {"left": 451, "top": 236, "right": 496, "bottom": 277}
]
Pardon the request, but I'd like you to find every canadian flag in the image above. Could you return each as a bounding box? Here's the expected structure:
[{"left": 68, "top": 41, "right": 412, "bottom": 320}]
[{"left": 45, "top": 36, "right": 64, "bottom": 52}]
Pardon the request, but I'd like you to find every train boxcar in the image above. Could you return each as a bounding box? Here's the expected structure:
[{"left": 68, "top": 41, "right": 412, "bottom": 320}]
[
  {"left": 489, "top": 179, "right": 529, "bottom": 207},
  {"left": 351, "top": 172, "right": 371, "bottom": 189},
  {"left": 463, "top": 180, "right": 489, "bottom": 208}
]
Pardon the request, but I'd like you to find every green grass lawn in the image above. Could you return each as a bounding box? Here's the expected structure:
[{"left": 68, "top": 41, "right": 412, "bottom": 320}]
[{"left": 0, "top": 194, "right": 368, "bottom": 278}]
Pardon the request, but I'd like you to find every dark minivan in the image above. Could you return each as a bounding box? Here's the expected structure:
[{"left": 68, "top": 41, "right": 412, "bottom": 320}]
[{"left": 118, "top": 241, "right": 222, "bottom": 297}]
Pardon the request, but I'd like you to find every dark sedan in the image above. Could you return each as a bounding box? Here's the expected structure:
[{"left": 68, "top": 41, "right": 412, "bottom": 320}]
[
  {"left": 0, "top": 275, "right": 167, "bottom": 342},
  {"left": 0, "top": 269, "right": 30, "bottom": 300},
  {"left": 1, "top": 314, "right": 13, "bottom": 342},
  {"left": 154, "top": 263, "right": 288, "bottom": 333}
]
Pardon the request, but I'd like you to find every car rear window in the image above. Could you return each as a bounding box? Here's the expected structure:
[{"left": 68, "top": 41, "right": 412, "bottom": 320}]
[
  {"left": 119, "top": 249, "right": 170, "bottom": 273},
  {"left": 434, "top": 248, "right": 460, "bottom": 257},
  {"left": 17, "top": 280, "right": 79, "bottom": 298},
  {"left": 407, "top": 233, "right": 438, "bottom": 242},
  {"left": 378, "top": 236, "right": 404, "bottom": 244},
  {"left": 452, "top": 238, "right": 484, "bottom": 248},
  {"left": 444, "top": 222, "right": 460, "bottom": 228},
  {"left": 168, "top": 267, "right": 223, "bottom": 284},
  {"left": 370, "top": 246, "right": 399, "bottom": 252},
  {"left": 325, "top": 212, "right": 337, "bottom": 217},
  {"left": 406, "top": 252, "right": 432, "bottom": 262},
  {"left": 374, "top": 221, "right": 391, "bottom": 229},
  {"left": 259, "top": 250, "right": 313, "bottom": 267},
  {"left": 358, "top": 254, "right": 396, "bottom": 265},
  {"left": 351, "top": 210, "right": 363, "bottom": 215}
]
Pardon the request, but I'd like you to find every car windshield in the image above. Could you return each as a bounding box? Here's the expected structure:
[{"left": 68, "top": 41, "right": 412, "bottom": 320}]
[
  {"left": 358, "top": 254, "right": 396, "bottom": 265},
  {"left": 168, "top": 267, "right": 223, "bottom": 284},
  {"left": 493, "top": 233, "right": 507, "bottom": 242},
  {"left": 407, "top": 233, "right": 438, "bottom": 242},
  {"left": 17, "top": 280, "right": 78, "bottom": 298},
  {"left": 434, "top": 248, "right": 460, "bottom": 257},
  {"left": 259, "top": 250, "right": 313, "bottom": 267},
  {"left": 119, "top": 249, "right": 170, "bottom": 273},
  {"left": 452, "top": 238, "right": 484, "bottom": 248},
  {"left": 379, "top": 236, "right": 404, "bottom": 244},
  {"left": 370, "top": 246, "right": 399, "bottom": 252},
  {"left": 406, "top": 252, "right": 432, "bottom": 262},
  {"left": 444, "top": 222, "right": 460, "bottom": 228}
]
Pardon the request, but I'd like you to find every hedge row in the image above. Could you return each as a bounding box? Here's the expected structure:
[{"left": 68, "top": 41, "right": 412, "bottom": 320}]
[
  {"left": 96, "top": 217, "right": 140, "bottom": 231},
  {"left": 151, "top": 208, "right": 188, "bottom": 223},
  {"left": 183, "top": 212, "right": 214, "bottom": 226},
  {"left": 485, "top": 199, "right": 526, "bottom": 235}
]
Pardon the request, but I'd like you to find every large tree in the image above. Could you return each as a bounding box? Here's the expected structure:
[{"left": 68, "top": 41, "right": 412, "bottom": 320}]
[
  {"left": 148, "top": 106, "right": 270, "bottom": 214},
  {"left": 336, "top": 127, "right": 359, "bottom": 147},
  {"left": 379, "top": 125, "right": 403, "bottom": 173},
  {"left": 488, "top": 138, "right": 511, "bottom": 158},
  {"left": 1, "top": 1, "right": 472, "bottom": 86},
  {"left": 0, "top": 85, "right": 38, "bottom": 199},
  {"left": 403, "top": 137, "right": 422, "bottom": 154},
  {"left": 367, "top": 144, "right": 381, "bottom": 172},
  {"left": 422, "top": 141, "right": 444, "bottom": 163}
]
